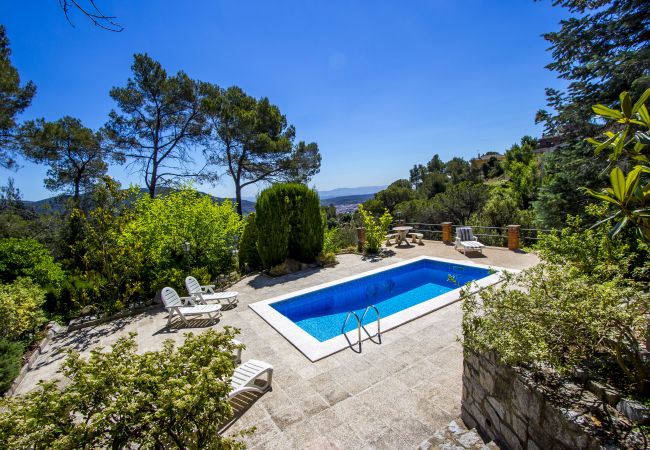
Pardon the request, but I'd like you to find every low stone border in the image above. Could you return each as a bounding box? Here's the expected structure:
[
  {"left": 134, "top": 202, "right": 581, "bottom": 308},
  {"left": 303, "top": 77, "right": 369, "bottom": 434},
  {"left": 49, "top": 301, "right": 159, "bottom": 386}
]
[{"left": 5, "top": 321, "right": 66, "bottom": 397}]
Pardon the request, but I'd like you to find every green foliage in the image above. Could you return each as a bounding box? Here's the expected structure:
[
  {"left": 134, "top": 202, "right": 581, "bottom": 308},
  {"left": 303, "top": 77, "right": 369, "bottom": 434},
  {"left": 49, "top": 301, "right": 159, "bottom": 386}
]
[
  {"left": 124, "top": 188, "right": 243, "bottom": 290},
  {"left": 72, "top": 178, "right": 141, "bottom": 313},
  {"left": 72, "top": 181, "right": 243, "bottom": 313},
  {"left": 203, "top": 85, "right": 321, "bottom": 215},
  {"left": 323, "top": 224, "right": 358, "bottom": 254},
  {"left": 537, "top": 0, "right": 650, "bottom": 138},
  {"left": 373, "top": 179, "right": 416, "bottom": 212},
  {"left": 238, "top": 212, "right": 262, "bottom": 271},
  {"left": 479, "top": 156, "right": 504, "bottom": 179},
  {"left": 0, "top": 278, "right": 47, "bottom": 341},
  {"left": 255, "top": 185, "right": 290, "bottom": 267},
  {"left": 430, "top": 182, "right": 489, "bottom": 225},
  {"left": 358, "top": 204, "right": 392, "bottom": 254},
  {"left": 417, "top": 172, "right": 448, "bottom": 199},
  {"left": 582, "top": 89, "right": 650, "bottom": 240},
  {"left": 0, "top": 25, "right": 36, "bottom": 169},
  {"left": 503, "top": 137, "right": 540, "bottom": 208},
  {"left": 255, "top": 183, "right": 323, "bottom": 268},
  {"left": 0, "top": 238, "right": 65, "bottom": 295},
  {"left": 462, "top": 262, "right": 650, "bottom": 394},
  {"left": 533, "top": 140, "right": 607, "bottom": 227},
  {"left": 469, "top": 187, "right": 535, "bottom": 246},
  {"left": 534, "top": 0, "right": 649, "bottom": 227},
  {"left": 323, "top": 226, "right": 340, "bottom": 254},
  {"left": 0, "top": 338, "right": 23, "bottom": 393},
  {"left": 537, "top": 206, "right": 649, "bottom": 280},
  {"left": 0, "top": 328, "right": 250, "bottom": 449}
]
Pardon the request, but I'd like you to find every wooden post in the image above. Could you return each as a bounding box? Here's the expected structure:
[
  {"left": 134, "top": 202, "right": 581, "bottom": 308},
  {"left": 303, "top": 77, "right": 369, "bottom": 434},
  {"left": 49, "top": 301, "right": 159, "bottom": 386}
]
[
  {"left": 442, "top": 222, "right": 453, "bottom": 244},
  {"left": 508, "top": 225, "right": 521, "bottom": 251},
  {"left": 356, "top": 227, "right": 365, "bottom": 253}
]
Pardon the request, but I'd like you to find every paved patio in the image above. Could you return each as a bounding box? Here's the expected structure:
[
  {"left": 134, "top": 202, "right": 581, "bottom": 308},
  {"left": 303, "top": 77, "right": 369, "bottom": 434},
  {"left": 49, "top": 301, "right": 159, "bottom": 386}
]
[{"left": 15, "top": 242, "right": 538, "bottom": 449}]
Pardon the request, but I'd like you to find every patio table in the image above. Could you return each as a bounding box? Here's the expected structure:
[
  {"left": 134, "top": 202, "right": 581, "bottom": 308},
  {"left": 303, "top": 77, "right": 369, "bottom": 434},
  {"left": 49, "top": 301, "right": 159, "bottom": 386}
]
[{"left": 392, "top": 226, "right": 413, "bottom": 246}]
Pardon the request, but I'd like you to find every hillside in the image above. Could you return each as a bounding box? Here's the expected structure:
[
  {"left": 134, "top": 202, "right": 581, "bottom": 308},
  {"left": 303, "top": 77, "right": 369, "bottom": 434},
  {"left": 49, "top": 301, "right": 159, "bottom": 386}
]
[{"left": 22, "top": 190, "right": 256, "bottom": 215}]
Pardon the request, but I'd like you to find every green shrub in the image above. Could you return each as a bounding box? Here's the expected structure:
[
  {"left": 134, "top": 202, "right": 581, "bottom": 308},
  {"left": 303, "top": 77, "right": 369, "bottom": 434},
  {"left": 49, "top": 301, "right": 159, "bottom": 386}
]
[
  {"left": 256, "top": 183, "right": 324, "bottom": 268},
  {"left": 291, "top": 186, "right": 324, "bottom": 261},
  {"left": 358, "top": 204, "right": 392, "bottom": 253},
  {"left": 0, "top": 338, "right": 23, "bottom": 394},
  {"left": 0, "top": 328, "right": 249, "bottom": 448},
  {"left": 463, "top": 262, "right": 650, "bottom": 394},
  {"left": 0, "top": 238, "right": 65, "bottom": 295},
  {"left": 238, "top": 212, "right": 262, "bottom": 271},
  {"left": 323, "top": 225, "right": 358, "bottom": 253},
  {"left": 323, "top": 227, "right": 340, "bottom": 254},
  {"left": 0, "top": 278, "right": 47, "bottom": 341}
]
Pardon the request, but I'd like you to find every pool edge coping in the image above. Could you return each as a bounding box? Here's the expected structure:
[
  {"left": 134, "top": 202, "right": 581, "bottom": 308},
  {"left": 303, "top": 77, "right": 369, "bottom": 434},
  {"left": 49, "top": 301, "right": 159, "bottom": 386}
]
[{"left": 248, "top": 255, "right": 519, "bottom": 362}]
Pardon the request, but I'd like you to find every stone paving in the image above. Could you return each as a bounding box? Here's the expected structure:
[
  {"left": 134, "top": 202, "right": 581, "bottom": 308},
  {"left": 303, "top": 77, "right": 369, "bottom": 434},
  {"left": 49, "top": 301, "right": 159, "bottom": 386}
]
[{"left": 14, "top": 242, "right": 538, "bottom": 449}]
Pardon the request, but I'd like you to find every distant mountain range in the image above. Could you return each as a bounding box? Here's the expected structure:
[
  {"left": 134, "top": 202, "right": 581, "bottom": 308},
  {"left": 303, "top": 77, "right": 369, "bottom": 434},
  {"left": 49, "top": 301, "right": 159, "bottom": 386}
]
[
  {"left": 317, "top": 185, "right": 386, "bottom": 199},
  {"left": 22, "top": 185, "right": 382, "bottom": 216}
]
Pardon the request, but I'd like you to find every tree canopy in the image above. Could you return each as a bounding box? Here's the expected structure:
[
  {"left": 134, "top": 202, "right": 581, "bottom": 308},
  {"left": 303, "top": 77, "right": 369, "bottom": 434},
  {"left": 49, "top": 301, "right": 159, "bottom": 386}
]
[
  {"left": 203, "top": 85, "right": 321, "bottom": 215},
  {"left": 21, "top": 117, "right": 114, "bottom": 202},
  {"left": 0, "top": 25, "right": 36, "bottom": 169},
  {"left": 105, "top": 53, "right": 208, "bottom": 199}
]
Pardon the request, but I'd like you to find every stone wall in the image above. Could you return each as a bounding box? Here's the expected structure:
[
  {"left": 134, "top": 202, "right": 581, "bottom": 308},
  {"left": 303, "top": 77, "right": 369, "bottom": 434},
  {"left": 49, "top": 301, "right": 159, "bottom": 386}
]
[{"left": 461, "top": 351, "right": 609, "bottom": 450}]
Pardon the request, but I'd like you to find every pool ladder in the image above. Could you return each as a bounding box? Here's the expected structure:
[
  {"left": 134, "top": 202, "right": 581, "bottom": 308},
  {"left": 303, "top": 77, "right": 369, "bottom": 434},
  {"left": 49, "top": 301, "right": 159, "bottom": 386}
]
[{"left": 341, "top": 305, "right": 382, "bottom": 353}]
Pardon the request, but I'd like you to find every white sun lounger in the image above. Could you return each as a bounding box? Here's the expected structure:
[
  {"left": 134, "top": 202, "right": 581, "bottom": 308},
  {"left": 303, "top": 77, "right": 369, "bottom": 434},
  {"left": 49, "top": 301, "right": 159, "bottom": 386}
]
[
  {"left": 228, "top": 359, "right": 273, "bottom": 399},
  {"left": 455, "top": 226, "right": 485, "bottom": 254},
  {"left": 161, "top": 287, "right": 222, "bottom": 328},
  {"left": 185, "top": 276, "right": 238, "bottom": 307}
]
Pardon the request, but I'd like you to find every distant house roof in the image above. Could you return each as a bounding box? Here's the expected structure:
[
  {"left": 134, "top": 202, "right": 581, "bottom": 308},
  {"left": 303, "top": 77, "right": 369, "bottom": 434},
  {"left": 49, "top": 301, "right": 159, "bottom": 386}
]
[{"left": 535, "top": 135, "right": 566, "bottom": 154}]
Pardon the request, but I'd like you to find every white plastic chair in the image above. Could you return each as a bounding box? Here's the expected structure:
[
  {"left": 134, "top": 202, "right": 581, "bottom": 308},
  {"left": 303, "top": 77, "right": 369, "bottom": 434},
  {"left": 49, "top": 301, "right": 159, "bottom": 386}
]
[
  {"left": 161, "top": 287, "right": 222, "bottom": 328},
  {"left": 454, "top": 227, "right": 485, "bottom": 254},
  {"left": 228, "top": 359, "right": 273, "bottom": 399},
  {"left": 185, "top": 276, "right": 238, "bottom": 307}
]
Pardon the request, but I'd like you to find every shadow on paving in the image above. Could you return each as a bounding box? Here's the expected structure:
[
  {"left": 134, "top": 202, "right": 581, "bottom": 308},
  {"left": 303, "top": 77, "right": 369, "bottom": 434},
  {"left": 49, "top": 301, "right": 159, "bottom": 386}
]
[
  {"left": 246, "top": 267, "right": 323, "bottom": 289},
  {"left": 152, "top": 316, "right": 227, "bottom": 336},
  {"left": 219, "top": 391, "right": 266, "bottom": 433}
]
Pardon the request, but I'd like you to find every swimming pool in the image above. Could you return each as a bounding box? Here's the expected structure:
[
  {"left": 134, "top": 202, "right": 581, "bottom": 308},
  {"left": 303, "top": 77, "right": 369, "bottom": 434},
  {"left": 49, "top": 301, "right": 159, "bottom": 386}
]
[{"left": 249, "top": 256, "right": 507, "bottom": 361}]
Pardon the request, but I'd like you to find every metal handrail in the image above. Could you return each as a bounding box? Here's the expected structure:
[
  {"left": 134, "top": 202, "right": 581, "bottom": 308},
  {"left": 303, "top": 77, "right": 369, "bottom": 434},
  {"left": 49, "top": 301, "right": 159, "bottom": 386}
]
[
  {"left": 342, "top": 311, "right": 362, "bottom": 353},
  {"left": 360, "top": 305, "right": 381, "bottom": 344}
]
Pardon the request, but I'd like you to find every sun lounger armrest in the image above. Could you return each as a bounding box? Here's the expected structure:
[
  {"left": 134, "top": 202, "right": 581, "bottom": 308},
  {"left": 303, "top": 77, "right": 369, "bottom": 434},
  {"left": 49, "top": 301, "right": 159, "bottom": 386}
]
[{"left": 181, "top": 296, "right": 197, "bottom": 305}]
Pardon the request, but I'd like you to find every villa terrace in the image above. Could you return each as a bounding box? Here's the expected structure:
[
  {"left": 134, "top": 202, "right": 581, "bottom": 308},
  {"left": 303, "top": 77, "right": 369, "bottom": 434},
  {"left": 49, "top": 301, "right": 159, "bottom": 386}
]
[{"left": 15, "top": 243, "right": 539, "bottom": 449}]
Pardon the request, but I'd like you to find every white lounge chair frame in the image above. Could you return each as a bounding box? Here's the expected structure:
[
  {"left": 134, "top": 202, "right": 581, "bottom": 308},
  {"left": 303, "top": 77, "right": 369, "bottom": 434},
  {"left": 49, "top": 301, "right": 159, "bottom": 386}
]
[
  {"left": 454, "top": 226, "right": 485, "bottom": 254},
  {"left": 161, "top": 287, "right": 222, "bottom": 328},
  {"left": 185, "top": 276, "right": 238, "bottom": 307},
  {"left": 229, "top": 359, "right": 273, "bottom": 399}
]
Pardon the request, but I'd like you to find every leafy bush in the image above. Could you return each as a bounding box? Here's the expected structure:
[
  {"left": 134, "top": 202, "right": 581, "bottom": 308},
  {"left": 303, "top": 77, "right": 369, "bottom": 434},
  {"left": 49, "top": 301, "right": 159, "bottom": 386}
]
[
  {"left": 124, "top": 189, "right": 243, "bottom": 289},
  {"left": 0, "top": 328, "right": 248, "bottom": 449},
  {"left": 537, "top": 210, "right": 637, "bottom": 280},
  {"left": 358, "top": 204, "right": 392, "bottom": 253},
  {"left": 239, "top": 212, "right": 262, "bottom": 271},
  {"left": 463, "top": 262, "right": 650, "bottom": 395},
  {"left": 74, "top": 183, "right": 244, "bottom": 312},
  {"left": 323, "top": 225, "right": 358, "bottom": 254},
  {"left": 0, "top": 338, "right": 23, "bottom": 394},
  {"left": 0, "top": 278, "right": 47, "bottom": 341},
  {"left": 0, "top": 238, "right": 65, "bottom": 295},
  {"left": 256, "top": 183, "right": 324, "bottom": 268}
]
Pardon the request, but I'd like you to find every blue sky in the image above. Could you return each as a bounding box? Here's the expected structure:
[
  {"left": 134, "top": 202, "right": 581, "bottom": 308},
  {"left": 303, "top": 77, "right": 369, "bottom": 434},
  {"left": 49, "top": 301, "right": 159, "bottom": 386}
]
[{"left": 1, "top": 1, "right": 567, "bottom": 201}]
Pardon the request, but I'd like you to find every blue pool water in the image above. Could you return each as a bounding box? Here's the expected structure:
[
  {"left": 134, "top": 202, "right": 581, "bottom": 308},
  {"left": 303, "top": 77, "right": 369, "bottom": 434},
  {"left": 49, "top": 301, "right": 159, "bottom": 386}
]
[{"left": 271, "top": 259, "right": 492, "bottom": 342}]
